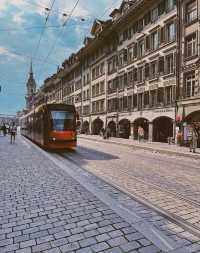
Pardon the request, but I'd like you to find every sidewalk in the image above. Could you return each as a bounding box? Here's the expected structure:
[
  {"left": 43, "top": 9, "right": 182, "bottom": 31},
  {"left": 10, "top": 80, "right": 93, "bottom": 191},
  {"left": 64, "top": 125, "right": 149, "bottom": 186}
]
[{"left": 78, "top": 134, "right": 200, "bottom": 160}]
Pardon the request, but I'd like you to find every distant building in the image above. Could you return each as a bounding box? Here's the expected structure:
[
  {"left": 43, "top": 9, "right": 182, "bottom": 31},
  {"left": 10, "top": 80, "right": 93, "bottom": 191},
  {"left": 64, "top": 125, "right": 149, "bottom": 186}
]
[{"left": 0, "top": 114, "right": 17, "bottom": 126}]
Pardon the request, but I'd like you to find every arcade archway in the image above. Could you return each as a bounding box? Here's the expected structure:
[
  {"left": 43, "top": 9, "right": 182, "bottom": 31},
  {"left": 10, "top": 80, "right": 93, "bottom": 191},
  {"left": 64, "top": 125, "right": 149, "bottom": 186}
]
[
  {"left": 153, "top": 116, "right": 173, "bottom": 143},
  {"left": 92, "top": 118, "right": 103, "bottom": 135},
  {"left": 119, "top": 119, "right": 130, "bottom": 139},
  {"left": 133, "top": 118, "right": 149, "bottom": 140},
  {"left": 185, "top": 110, "right": 200, "bottom": 147},
  {"left": 81, "top": 121, "right": 89, "bottom": 134},
  {"left": 108, "top": 121, "right": 117, "bottom": 137}
]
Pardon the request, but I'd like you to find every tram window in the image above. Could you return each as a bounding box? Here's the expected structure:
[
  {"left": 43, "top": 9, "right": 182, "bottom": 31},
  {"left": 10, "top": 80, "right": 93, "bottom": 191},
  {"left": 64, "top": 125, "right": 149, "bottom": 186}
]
[{"left": 50, "top": 111, "right": 74, "bottom": 131}]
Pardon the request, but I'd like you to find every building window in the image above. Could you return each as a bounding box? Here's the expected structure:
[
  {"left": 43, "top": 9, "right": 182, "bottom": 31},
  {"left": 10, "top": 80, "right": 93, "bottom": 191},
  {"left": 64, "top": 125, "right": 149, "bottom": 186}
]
[
  {"left": 166, "top": 22, "right": 176, "bottom": 42},
  {"left": 144, "top": 92, "right": 149, "bottom": 108},
  {"left": 100, "top": 100, "right": 104, "bottom": 112},
  {"left": 157, "top": 88, "right": 164, "bottom": 105},
  {"left": 150, "top": 61, "right": 157, "bottom": 79},
  {"left": 138, "top": 93, "right": 143, "bottom": 110},
  {"left": 100, "top": 63, "right": 105, "bottom": 75},
  {"left": 185, "top": 33, "right": 197, "bottom": 58},
  {"left": 166, "top": 86, "right": 173, "bottom": 105},
  {"left": 151, "top": 31, "right": 159, "bottom": 50},
  {"left": 128, "top": 70, "right": 133, "bottom": 87},
  {"left": 165, "top": 54, "right": 174, "bottom": 75},
  {"left": 166, "top": 0, "right": 175, "bottom": 12},
  {"left": 100, "top": 81, "right": 104, "bottom": 94},
  {"left": 186, "top": 0, "right": 197, "bottom": 24},
  {"left": 138, "top": 40, "right": 145, "bottom": 57},
  {"left": 133, "top": 94, "right": 137, "bottom": 108},
  {"left": 138, "top": 67, "right": 144, "bottom": 83},
  {"left": 128, "top": 96, "right": 132, "bottom": 110},
  {"left": 128, "top": 46, "right": 134, "bottom": 62},
  {"left": 151, "top": 90, "right": 157, "bottom": 107},
  {"left": 184, "top": 73, "right": 195, "bottom": 97}
]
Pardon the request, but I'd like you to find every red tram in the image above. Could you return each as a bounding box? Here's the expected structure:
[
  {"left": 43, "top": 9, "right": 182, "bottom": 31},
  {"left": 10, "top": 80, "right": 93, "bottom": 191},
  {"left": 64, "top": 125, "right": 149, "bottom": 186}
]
[{"left": 20, "top": 103, "right": 77, "bottom": 150}]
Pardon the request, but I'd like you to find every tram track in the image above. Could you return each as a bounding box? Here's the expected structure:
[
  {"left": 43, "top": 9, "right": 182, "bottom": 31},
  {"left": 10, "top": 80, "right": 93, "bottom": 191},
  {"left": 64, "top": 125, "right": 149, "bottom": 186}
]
[{"left": 58, "top": 151, "right": 200, "bottom": 240}]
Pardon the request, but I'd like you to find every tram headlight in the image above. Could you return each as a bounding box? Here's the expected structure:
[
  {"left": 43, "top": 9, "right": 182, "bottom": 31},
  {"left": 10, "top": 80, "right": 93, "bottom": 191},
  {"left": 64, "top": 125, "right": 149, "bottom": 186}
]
[{"left": 49, "top": 137, "right": 56, "bottom": 142}]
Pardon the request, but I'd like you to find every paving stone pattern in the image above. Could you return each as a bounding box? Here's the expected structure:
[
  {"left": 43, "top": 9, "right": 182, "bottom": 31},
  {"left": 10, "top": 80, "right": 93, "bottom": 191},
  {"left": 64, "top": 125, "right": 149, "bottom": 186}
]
[
  {"left": 59, "top": 138, "right": 200, "bottom": 251},
  {"left": 0, "top": 136, "right": 163, "bottom": 253},
  {"left": 69, "top": 139, "right": 200, "bottom": 232}
]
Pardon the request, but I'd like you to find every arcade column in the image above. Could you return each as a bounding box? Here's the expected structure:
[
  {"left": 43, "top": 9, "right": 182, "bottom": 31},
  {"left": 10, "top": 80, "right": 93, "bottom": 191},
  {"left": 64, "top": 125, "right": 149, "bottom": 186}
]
[
  {"left": 148, "top": 122, "right": 153, "bottom": 142},
  {"left": 131, "top": 122, "right": 134, "bottom": 139}
]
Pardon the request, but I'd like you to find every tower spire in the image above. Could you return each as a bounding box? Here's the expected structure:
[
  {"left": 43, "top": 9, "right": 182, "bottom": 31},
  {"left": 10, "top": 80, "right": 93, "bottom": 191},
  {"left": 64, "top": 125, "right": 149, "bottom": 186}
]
[{"left": 30, "top": 60, "right": 33, "bottom": 75}]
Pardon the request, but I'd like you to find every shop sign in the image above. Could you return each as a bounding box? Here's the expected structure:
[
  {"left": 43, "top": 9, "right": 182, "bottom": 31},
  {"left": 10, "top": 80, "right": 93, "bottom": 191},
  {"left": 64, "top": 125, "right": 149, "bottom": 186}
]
[{"left": 154, "top": 108, "right": 174, "bottom": 113}]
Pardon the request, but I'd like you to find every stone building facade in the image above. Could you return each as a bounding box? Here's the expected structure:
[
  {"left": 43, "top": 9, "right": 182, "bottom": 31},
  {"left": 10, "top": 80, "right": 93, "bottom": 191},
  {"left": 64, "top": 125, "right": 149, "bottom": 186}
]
[
  {"left": 34, "top": 0, "right": 200, "bottom": 143},
  {"left": 177, "top": 0, "right": 200, "bottom": 144}
]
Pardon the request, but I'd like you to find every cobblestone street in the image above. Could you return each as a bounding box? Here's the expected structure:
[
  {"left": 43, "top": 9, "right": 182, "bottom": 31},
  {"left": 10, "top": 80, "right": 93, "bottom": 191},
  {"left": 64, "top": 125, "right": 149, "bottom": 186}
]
[
  {"left": 1, "top": 135, "right": 200, "bottom": 252},
  {"left": 0, "top": 135, "right": 170, "bottom": 253}
]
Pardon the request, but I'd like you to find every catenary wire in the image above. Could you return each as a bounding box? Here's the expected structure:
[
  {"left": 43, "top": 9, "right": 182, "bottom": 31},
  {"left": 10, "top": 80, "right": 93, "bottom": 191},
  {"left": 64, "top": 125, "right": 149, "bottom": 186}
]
[
  {"left": 33, "top": 0, "right": 57, "bottom": 58},
  {"left": 36, "top": 0, "right": 81, "bottom": 78}
]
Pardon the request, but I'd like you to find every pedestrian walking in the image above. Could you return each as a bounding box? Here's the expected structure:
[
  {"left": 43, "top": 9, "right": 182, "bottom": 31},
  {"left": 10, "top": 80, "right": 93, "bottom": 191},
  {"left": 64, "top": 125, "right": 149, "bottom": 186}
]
[
  {"left": 101, "top": 128, "right": 105, "bottom": 138},
  {"left": 187, "top": 125, "right": 198, "bottom": 153},
  {"left": 138, "top": 126, "right": 144, "bottom": 142},
  {"left": 2, "top": 123, "right": 7, "bottom": 136},
  {"left": 10, "top": 123, "right": 17, "bottom": 144}
]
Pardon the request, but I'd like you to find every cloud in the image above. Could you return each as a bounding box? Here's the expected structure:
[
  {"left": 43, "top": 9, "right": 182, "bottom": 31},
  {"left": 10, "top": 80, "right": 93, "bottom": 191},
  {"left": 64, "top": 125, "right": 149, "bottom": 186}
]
[
  {"left": 12, "top": 11, "right": 25, "bottom": 25},
  {"left": 0, "top": 47, "right": 24, "bottom": 60}
]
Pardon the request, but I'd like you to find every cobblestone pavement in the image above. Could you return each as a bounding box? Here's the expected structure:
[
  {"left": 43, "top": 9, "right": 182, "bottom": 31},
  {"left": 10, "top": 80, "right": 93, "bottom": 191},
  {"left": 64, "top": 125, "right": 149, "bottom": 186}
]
[
  {"left": 57, "top": 138, "right": 200, "bottom": 247},
  {"left": 0, "top": 135, "right": 172, "bottom": 253}
]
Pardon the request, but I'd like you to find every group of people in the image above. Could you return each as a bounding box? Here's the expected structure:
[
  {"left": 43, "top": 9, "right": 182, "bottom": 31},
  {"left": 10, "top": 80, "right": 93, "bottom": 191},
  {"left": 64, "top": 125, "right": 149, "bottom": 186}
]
[
  {"left": 176, "top": 124, "right": 199, "bottom": 153},
  {"left": 0, "top": 122, "right": 17, "bottom": 144}
]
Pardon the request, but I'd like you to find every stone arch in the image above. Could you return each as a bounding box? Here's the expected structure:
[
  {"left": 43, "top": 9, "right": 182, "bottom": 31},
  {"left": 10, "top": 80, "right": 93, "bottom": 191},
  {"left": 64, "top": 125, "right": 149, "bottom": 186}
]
[
  {"left": 81, "top": 121, "right": 89, "bottom": 134},
  {"left": 133, "top": 118, "right": 149, "bottom": 140},
  {"left": 119, "top": 119, "right": 130, "bottom": 139},
  {"left": 92, "top": 117, "right": 103, "bottom": 135},
  {"left": 108, "top": 120, "right": 117, "bottom": 137},
  {"left": 153, "top": 116, "right": 173, "bottom": 143},
  {"left": 185, "top": 110, "right": 200, "bottom": 147}
]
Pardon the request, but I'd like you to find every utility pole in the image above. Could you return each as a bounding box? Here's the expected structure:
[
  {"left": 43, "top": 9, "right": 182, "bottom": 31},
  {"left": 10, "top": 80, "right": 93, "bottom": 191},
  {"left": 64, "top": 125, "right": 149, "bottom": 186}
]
[{"left": 175, "top": 0, "right": 182, "bottom": 133}]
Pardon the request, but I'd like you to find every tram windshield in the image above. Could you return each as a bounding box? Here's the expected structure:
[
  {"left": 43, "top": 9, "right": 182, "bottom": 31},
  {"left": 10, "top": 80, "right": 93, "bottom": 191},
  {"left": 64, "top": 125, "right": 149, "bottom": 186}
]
[{"left": 50, "top": 111, "right": 74, "bottom": 131}]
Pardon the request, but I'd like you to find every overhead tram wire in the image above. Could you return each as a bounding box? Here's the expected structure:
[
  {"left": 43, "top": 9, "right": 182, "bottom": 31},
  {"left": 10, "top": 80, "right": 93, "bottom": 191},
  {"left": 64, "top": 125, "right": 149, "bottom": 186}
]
[
  {"left": 35, "top": 0, "right": 119, "bottom": 78},
  {"left": 37, "top": 0, "right": 81, "bottom": 77},
  {"left": 32, "top": 0, "right": 57, "bottom": 59},
  {"left": 0, "top": 22, "right": 90, "bottom": 33}
]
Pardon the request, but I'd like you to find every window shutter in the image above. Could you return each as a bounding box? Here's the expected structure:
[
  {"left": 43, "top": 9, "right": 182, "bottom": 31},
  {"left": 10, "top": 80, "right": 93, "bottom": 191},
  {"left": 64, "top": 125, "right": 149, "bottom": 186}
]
[
  {"left": 123, "top": 49, "right": 128, "bottom": 62},
  {"left": 160, "top": 26, "right": 165, "bottom": 44},
  {"left": 145, "top": 36, "right": 150, "bottom": 50},
  {"left": 134, "top": 68, "right": 138, "bottom": 81},
  {"left": 134, "top": 43, "right": 138, "bottom": 58},
  {"left": 145, "top": 63, "right": 150, "bottom": 78},
  {"left": 158, "top": 56, "right": 164, "bottom": 73}
]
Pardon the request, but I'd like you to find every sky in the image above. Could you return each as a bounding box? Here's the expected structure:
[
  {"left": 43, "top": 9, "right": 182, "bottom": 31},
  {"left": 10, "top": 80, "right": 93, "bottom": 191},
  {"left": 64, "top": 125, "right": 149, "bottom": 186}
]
[{"left": 0, "top": 0, "right": 122, "bottom": 115}]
